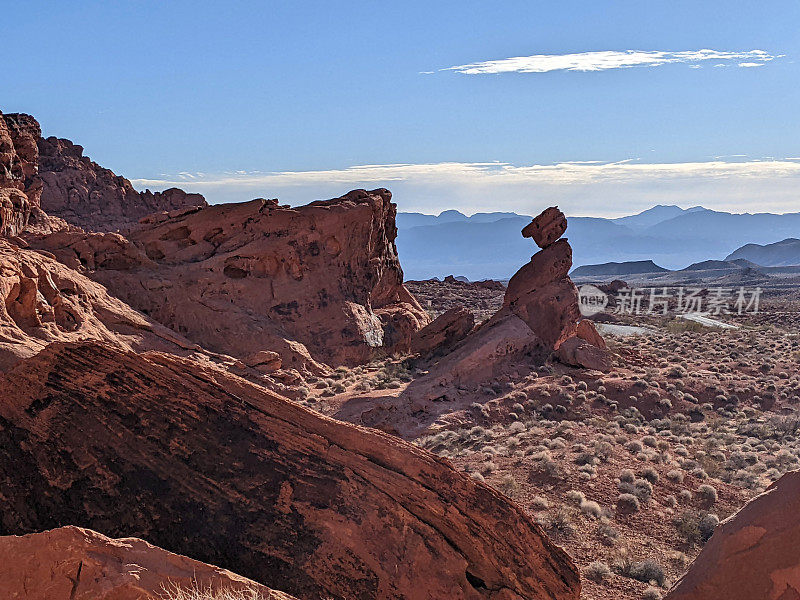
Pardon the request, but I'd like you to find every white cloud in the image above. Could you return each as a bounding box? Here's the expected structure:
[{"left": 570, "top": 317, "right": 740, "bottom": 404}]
[
  {"left": 443, "top": 49, "right": 782, "bottom": 74},
  {"left": 738, "top": 62, "right": 765, "bottom": 67},
  {"left": 132, "top": 158, "right": 800, "bottom": 217}
]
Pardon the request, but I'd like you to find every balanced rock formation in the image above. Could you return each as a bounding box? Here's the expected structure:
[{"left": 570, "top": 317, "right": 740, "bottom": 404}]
[
  {"left": 32, "top": 189, "right": 430, "bottom": 367},
  {"left": 37, "top": 134, "right": 207, "bottom": 232},
  {"left": 504, "top": 206, "right": 612, "bottom": 371},
  {"left": 0, "top": 239, "right": 197, "bottom": 370},
  {"left": 0, "top": 341, "right": 580, "bottom": 600},
  {"left": 0, "top": 526, "right": 296, "bottom": 600},
  {"left": 667, "top": 469, "right": 800, "bottom": 600},
  {"left": 411, "top": 305, "right": 475, "bottom": 355}
]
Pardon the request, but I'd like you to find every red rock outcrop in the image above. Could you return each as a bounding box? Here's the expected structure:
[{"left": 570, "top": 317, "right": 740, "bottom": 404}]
[
  {"left": 411, "top": 305, "right": 475, "bottom": 355},
  {"left": 0, "top": 112, "right": 42, "bottom": 236},
  {"left": 0, "top": 341, "right": 580, "bottom": 600},
  {"left": 37, "top": 135, "right": 207, "bottom": 232},
  {"left": 32, "top": 189, "right": 430, "bottom": 367},
  {"left": 666, "top": 469, "right": 800, "bottom": 600},
  {"left": 0, "top": 526, "right": 296, "bottom": 600},
  {"left": 0, "top": 238, "right": 197, "bottom": 370}
]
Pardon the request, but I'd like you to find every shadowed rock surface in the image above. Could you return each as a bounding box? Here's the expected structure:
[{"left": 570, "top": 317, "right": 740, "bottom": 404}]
[
  {"left": 667, "top": 469, "right": 800, "bottom": 600},
  {"left": 0, "top": 526, "right": 297, "bottom": 600},
  {"left": 0, "top": 341, "right": 580, "bottom": 600}
]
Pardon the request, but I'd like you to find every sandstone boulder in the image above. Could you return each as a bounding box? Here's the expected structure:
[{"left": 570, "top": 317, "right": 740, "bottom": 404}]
[
  {"left": 667, "top": 469, "right": 800, "bottom": 600},
  {"left": 0, "top": 341, "right": 580, "bottom": 600},
  {"left": 0, "top": 526, "right": 296, "bottom": 600},
  {"left": 411, "top": 305, "right": 475, "bottom": 355},
  {"left": 555, "top": 335, "right": 613, "bottom": 372},
  {"left": 521, "top": 206, "right": 567, "bottom": 248}
]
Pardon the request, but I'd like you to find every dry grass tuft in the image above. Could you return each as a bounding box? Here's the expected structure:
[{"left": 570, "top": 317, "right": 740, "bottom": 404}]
[{"left": 160, "top": 583, "right": 268, "bottom": 600}]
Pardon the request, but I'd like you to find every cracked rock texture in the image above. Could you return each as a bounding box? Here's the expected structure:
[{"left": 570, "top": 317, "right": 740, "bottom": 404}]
[{"left": 0, "top": 341, "right": 580, "bottom": 600}]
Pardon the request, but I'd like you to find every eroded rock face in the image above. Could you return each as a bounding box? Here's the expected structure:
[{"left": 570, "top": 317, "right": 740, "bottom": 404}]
[
  {"left": 0, "top": 526, "right": 296, "bottom": 600},
  {"left": 0, "top": 341, "right": 580, "bottom": 600},
  {"left": 0, "top": 112, "right": 42, "bottom": 236},
  {"left": 411, "top": 305, "right": 475, "bottom": 355},
  {"left": 35, "top": 189, "right": 430, "bottom": 367},
  {"left": 38, "top": 135, "right": 207, "bottom": 232},
  {"left": 0, "top": 239, "right": 196, "bottom": 370},
  {"left": 666, "top": 470, "right": 800, "bottom": 600}
]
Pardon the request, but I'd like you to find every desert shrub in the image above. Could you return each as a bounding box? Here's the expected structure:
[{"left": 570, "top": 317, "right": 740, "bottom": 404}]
[
  {"left": 617, "top": 493, "right": 640, "bottom": 513},
  {"left": 580, "top": 500, "right": 603, "bottom": 518},
  {"left": 632, "top": 478, "right": 654, "bottom": 502},
  {"left": 618, "top": 559, "right": 666, "bottom": 587},
  {"left": 584, "top": 560, "right": 612, "bottom": 582},
  {"left": 666, "top": 469, "right": 684, "bottom": 483},
  {"left": 674, "top": 511, "right": 719, "bottom": 545},
  {"left": 619, "top": 468, "right": 636, "bottom": 483},
  {"left": 640, "top": 466, "right": 660, "bottom": 484},
  {"left": 531, "top": 495, "right": 550, "bottom": 510},
  {"left": 697, "top": 484, "right": 718, "bottom": 505},
  {"left": 565, "top": 489, "right": 585, "bottom": 505},
  {"left": 597, "top": 521, "right": 620, "bottom": 546},
  {"left": 544, "top": 507, "right": 577, "bottom": 537},
  {"left": 497, "top": 475, "right": 518, "bottom": 498},
  {"left": 626, "top": 440, "right": 644, "bottom": 453},
  {"left": 642, "top": 587, "right": 664, "bottom": 600}
]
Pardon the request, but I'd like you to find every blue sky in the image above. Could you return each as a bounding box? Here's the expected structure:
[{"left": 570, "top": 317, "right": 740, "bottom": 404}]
[{"left": 4, "top": 1, "right": 800, "bottom": 216}]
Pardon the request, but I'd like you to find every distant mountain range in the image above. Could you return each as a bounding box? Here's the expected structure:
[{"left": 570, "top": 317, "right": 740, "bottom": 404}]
[
  {"left": 395, "top": 205, "right": 800, "bottom": 280},
  {"left": 725, "top": 238, "right": 800, "bottom": 267}
]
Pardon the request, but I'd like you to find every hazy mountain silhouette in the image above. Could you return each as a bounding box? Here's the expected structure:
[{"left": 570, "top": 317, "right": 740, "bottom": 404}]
[
  {"left": 725, "top": 238, "right": 800, "bottom": 266},
  {"left": 396, "top": 206, "right": 800, "bottom": 280}
]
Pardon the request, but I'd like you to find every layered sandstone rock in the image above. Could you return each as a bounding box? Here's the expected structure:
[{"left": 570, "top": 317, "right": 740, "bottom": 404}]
[
  {"left": 0, "top": 239, "right": 196, "bottom": 370},
  {"left": 666, "top": 469, "right": 800, "bottom": 600},
  {"left": 411, "top": 305, "right": 475, "bottom": 355},
  {"left": 0, "top": 526, "right": 296, "bottom": 600},
  {"left": 37, "top": 135, "right": 207, "bottom": 231},
  {"left": 33, "top": 189, "right": 429, "bottom": 367},
  {"left": 0, "top": 341, "right": 580, "bottom": 600}
]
